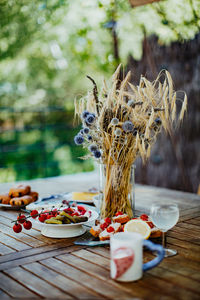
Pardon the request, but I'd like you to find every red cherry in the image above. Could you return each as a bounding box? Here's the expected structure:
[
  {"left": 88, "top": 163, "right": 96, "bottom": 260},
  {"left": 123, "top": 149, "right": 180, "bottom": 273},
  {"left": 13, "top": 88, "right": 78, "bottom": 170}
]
[
  {"left": 115, "top": 211, "right": 123, "bottom": 216},
  {"left": 23, "top": 220, "right": 32, "bottom": 230},
  {"left": 38, "top": 213, "right": 47, "bottom": 223},
  {"left": 30, "top": 209, "right": 38, "bottom": 219},
  {"left": 13, "top": 223, "right": 22, "bottom": 233},
  {"left": 17, "top": 214, "right": 26, "bottom": 224},
  {"left": 140, "top": 214, "right": 148, "bottom": 221},
  {"left": 107, "top": 226, "right": 114, "bottom": 233},
  {"left": 104, "top": 217, "right": 111, "bottom": 224}
]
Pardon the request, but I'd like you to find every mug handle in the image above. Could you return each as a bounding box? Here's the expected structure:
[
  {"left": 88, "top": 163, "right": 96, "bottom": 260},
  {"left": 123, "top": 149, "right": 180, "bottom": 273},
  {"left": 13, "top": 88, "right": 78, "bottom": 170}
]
[{"left": 142, "top": 240, "right": 165, "bottom": 271}]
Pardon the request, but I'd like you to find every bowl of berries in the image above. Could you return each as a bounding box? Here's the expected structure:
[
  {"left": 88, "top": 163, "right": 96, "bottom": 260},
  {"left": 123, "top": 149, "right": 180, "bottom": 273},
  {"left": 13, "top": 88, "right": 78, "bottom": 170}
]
[{"left": 12, "top": 204, "right": 98, "bottom": 238}]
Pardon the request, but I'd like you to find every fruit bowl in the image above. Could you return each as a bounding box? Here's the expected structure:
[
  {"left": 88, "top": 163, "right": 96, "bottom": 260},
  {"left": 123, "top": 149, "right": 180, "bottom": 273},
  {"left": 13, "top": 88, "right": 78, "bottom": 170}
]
[{"left": 35, "top": 206, "right": 98, "bottom": 238}]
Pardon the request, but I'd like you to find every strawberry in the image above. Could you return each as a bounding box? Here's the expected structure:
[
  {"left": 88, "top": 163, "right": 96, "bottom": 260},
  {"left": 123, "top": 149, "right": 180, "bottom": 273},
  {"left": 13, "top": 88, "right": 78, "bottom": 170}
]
[
  {"left": 72, "top": 212, "right": 80, "bottom": 216},
  {"left": 104, "top": 217, "right": 111, "bottom": 225},
  {"left": 107, "top": 226, "right": 114, "bottom": 233},
  {"left": 23, "top": 220, "right": 32, "bottom": 230},
  {"left": 147, "top": 221, "right": 154, "bottom": 229},
  {"left": 100, "top": 222, "right": 109, "bottom": 231},
  {"left": 13, "top": 223, "right": 22, "bottom": 233},
  {"left": 77, "top": 206, "right": 86, "bottom": 214},
  {"left": 30, "top": 209, "right": 38, "bottom": 219},
  {"left": 115, "top": 211, "right": 123, "bottom": 216},
  {"left": 140, "top": 214, "right": 148, "bottom": 221},
  {"left": 38, "top": 213, "right": 47, "bottom": 223},
  {"left": 17, "top": 214, "right": 26, "bottom": 224}
]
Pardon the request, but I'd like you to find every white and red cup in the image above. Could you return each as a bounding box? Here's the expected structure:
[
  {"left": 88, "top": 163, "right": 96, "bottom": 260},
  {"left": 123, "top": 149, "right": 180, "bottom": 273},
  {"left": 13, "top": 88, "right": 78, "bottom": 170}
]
[{"left": 110, "top": 232, "right": 164, "bottom": 282}]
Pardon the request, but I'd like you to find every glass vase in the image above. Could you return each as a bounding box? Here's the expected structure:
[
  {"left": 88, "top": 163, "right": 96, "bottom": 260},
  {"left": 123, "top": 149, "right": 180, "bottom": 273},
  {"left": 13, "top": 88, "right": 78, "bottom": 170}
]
[{"left": 99, "top": 163, "right": 135, "bottom": 218}]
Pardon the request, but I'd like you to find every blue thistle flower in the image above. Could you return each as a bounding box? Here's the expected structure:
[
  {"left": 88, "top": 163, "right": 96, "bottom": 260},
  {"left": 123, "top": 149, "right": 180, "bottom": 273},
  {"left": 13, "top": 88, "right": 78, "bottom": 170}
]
[
  {"left": 93, "top": 150, "right": 101, "bottom": 158},
  {"left": 74, "top": 135, "right": 84, "bottom": 145},
  {"left": 88, "top": 144, "right": 98, "bottom": 152},
  {"left": 155, "top": 118, "right": 161, "bottom": 125},
  {"left": 114, "top": 128, "right": 122, "bottom": 136},
  {"left": 82, "top": 110, "right": 90, "bottom": 119},
  {"left": 122, "top": 121, "right": 134, "bottom": 132},
  {"left": 80, "top": 129, "right": 84, "bottom": 135},
  {"left": 87, "top": 135, "right": 92, "bottom": 141},
  {"left": 86, "top": 114, "right": 95, "bottom": 124},
  {"left": 111, "top": 118, "right": 119, "bottom": 125},
  {"left": 83, "top": 127, "right": 89, "bottom": 134}
]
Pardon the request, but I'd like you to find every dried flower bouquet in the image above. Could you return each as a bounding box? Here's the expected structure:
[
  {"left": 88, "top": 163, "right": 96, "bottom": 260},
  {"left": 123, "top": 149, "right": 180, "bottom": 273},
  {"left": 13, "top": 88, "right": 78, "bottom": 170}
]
[{"left": 74, "top": 65, "right": 187, "bottom": 218}]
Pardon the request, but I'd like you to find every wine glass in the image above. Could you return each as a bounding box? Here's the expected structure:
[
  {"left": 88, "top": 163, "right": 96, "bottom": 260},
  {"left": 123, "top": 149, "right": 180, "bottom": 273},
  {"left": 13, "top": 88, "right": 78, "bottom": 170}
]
[{"left": 150, "top": 203, "right": 179, "bottom": 257}]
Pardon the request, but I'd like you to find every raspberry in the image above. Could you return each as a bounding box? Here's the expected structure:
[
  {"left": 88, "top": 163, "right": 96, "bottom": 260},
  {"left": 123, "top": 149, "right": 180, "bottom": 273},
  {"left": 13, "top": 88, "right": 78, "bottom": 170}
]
[
  {"left": 115, "top": 211, "right": 123, "bottom": 216},
  {"left": 140, "top": 214, "right": 148, "bottom": 221},
  {"left": 104, "top": 217, "right": 111, "bottom": 224},
  {"left": 23, "top": 220, "right": 32, "bottom": 230},
  {"left": 107, "top": 226, "right": 114, "bottom": 233},
  {"left": 30, "top": 210, "right": 38, "bottom": 219},
  {"left": 38, "top": 213, "right": 47, "bottom": 223},
  {"left": 17, "top": 214, "right": 26, "bottom": 224},
  {"left": 13, "top": 223, "right": 22, "bottom": 233}
]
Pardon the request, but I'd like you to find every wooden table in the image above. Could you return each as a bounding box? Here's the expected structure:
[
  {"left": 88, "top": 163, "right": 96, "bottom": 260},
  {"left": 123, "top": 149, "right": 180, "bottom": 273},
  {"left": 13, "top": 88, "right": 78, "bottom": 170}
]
[{"left": 0, "top": 172, "right": 200, "bottom": 299}]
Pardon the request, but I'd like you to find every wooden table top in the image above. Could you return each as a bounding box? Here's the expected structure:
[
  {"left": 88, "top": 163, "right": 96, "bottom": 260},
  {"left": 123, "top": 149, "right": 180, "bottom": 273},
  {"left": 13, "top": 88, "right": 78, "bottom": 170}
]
[{"left": 0, "top": 172, "right": 200, "bottom": 299}]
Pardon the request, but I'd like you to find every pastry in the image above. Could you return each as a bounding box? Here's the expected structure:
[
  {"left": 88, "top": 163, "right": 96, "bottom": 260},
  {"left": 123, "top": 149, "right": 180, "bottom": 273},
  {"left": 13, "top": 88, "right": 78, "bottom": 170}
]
[
  {"left": 9, "top": 185, "right": 31, "bottom": 198},
  {"left": 112, "top": 214, "right": 130, "bottom": 224},
  {"left": 0, "top": 193, "right": 11, "bottom": 205},
  {"left": 29, "top": 191, "right": 39, "bottom": 202},
  {"left": 10, "top": 195, "right": 33, "bottom": 206}
]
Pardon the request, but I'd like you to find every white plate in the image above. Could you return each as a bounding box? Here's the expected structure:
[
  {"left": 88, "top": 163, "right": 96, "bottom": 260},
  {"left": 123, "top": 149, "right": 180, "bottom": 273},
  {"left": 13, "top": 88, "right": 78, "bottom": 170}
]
[{"left": 34, "top": 206, "right": 98, "bottom": 238}]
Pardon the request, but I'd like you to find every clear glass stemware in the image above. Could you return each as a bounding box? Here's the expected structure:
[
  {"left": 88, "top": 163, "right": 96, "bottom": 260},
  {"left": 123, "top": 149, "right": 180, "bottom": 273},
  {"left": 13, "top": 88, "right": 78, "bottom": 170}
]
[{"left": 150, "top": 203, "right": 179, "bottom": 257}]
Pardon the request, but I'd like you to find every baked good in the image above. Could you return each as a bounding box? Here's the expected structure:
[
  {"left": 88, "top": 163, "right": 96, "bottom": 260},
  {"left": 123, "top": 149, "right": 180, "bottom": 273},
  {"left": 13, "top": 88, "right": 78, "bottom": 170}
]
[
  {"left": 90, "top": 225, "right": 102, "bottom": 238},
  {"left": 99, "top": 223, "right": 121, "bottom": 241},
  {"left": 10, "top": 195, "right": 33, "bottom": 206},
  {"left": 29, "top": 191, "right": 39, "bottom": 202},
  {"left": 113, "top": 214, "right": 130, "bottom": 224},
  {"left": 9, "top": 185, "right": 31, "bottom": 198},
  {"left": 0, "top": 193, "right": 11, "bottom": 205}
]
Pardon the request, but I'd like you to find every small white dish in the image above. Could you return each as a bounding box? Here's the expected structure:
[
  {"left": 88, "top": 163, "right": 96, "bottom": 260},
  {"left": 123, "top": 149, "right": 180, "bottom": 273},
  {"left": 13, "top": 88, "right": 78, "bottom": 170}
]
[{"left": 35, "top": 206, "right": 98, "bottom": 238}]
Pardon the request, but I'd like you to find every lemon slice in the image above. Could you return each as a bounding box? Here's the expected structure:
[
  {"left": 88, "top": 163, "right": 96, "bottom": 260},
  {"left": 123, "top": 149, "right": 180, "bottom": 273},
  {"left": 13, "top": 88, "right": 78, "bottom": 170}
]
[{"left": 124, "top": 219, "right": 151, "bottom": 239}]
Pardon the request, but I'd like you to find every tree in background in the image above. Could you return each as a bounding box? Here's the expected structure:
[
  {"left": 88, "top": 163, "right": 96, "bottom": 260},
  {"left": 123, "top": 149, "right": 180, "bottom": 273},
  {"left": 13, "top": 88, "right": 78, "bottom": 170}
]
[{"left": 0, "top": 0, "right": 199, "bottom": 187}]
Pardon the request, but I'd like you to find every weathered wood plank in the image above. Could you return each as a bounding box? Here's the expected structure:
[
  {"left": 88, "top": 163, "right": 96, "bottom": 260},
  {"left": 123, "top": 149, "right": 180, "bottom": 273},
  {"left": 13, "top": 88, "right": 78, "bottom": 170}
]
[
  {"left": 0, "top": 239, "right": 74, "bottom": 264},
  {"left": 0, "top": 242, "right": 16, "bottom": 256},
  {"left": 0, "top": 232, "right": 31, "bottom": 252},
  {"left": 4, "top": 266, "right": 68, "bottom": 298},
  {"left": 184, "top": 218, "right": 200, "bottom": 226},
  {"left": 42, "top": 257, "right": 162, "bottom": 299},
  {"left": 0, "top": 222, "right": 44, "bottom": 248},
  {"left": 176, "top": 222, "right": 200, "bottom": 232},
  {"left": 0, "top": 289, "right": 10, "bottom": 299},
  {"left": 0, "top": 245, "right": 82, "bottom": 271},
  {"left": 167, "top": 230, "right": 200, "bottom": 245},
  {"left": 57, "top": 251, "right": 198, "bottom": 300},
  {"left": 0, "top": 272, "right": 38, "bottom": 298},
  {"left": 23, "top": 262, "right": 101, "bottom": 299}
]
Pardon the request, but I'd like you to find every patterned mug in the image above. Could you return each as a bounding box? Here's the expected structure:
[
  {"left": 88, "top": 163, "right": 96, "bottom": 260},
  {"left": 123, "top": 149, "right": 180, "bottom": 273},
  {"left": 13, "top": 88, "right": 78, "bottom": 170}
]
[{"left": 110, "top": 232, "right": 164, "bottom": 282}]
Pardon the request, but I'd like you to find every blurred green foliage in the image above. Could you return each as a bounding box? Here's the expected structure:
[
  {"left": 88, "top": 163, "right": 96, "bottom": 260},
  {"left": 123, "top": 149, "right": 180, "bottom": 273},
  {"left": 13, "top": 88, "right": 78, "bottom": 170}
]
[{"left": 0, "top": 0, "right": 199, "bottom": 182}]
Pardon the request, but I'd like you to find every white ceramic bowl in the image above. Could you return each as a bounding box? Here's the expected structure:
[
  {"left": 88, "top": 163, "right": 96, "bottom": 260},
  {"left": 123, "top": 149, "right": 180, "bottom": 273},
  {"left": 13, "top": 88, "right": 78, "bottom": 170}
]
[{"left": 35, "top": 206, "right": 98, "bottom": 238}]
